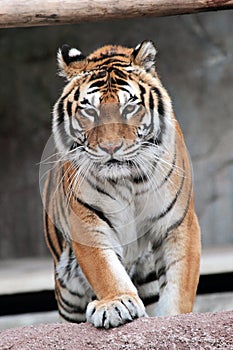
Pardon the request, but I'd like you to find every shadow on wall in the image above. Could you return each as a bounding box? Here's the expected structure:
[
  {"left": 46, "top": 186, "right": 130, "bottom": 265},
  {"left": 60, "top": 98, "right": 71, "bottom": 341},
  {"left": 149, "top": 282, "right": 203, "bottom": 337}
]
[{"left": 0, "top": 10, "right": 232, "bottom": 258}]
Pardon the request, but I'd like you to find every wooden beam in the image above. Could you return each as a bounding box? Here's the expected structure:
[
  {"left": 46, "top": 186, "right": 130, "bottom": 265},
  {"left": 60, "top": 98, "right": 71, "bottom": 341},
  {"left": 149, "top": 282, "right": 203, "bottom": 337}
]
[{"left": 1, "top": 0, "right": 233, "bottom": 29}]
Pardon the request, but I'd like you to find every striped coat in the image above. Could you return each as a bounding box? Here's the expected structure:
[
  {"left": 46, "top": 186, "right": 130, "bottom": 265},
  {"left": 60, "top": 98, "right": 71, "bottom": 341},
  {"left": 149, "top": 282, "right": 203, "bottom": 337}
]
[{"left": 43, "top": 41, "right": 201, "bottom": 328}]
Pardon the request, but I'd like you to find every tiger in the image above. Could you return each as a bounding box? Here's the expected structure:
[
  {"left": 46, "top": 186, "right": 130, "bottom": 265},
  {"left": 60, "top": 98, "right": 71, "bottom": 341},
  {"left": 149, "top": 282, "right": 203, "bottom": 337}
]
[{"left": 43, "top": 40, "right": 201, "bottom": 329}]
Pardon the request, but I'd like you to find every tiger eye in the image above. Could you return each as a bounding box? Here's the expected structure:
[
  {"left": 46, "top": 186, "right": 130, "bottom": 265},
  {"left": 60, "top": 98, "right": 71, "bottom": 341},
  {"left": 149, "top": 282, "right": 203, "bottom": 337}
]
[
  {"left": 123, "top": 104, "right": 138, "bottom": 117},
  {"left": 79, "top": 107, "right": 98, "bottom": 120},
  {"left": 85, "top": 108, "right": 98, "bottom": 117},
  {"left": 125, "top": 105, "right": 136, "bottom": 113}
]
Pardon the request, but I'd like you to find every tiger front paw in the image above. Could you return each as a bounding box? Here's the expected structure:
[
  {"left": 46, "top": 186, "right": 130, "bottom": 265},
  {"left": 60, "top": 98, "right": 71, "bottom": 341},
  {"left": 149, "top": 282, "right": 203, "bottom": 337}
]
[{"left": 86, "top": 294, "right": 146, "bottom": 329}]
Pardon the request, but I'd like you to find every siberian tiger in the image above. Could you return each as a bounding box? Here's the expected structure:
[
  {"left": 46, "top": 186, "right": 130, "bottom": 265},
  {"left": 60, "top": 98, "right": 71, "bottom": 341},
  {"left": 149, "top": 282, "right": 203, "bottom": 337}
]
[{"left": 43, "top": 41, "right": 201, "bottom": 329}]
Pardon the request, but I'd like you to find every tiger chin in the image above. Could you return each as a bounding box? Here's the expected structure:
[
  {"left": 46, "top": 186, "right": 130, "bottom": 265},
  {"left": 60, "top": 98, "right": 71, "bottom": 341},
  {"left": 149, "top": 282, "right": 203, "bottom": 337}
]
[{"left": 43, "top": 40, "right": 201, "bottom": 329}]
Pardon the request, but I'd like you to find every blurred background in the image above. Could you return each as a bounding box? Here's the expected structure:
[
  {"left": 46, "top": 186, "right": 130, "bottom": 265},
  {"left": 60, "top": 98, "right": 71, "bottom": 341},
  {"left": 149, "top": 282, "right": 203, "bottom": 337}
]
[{"left": 0, "top": 9, "right": 232, "bottom": 328}]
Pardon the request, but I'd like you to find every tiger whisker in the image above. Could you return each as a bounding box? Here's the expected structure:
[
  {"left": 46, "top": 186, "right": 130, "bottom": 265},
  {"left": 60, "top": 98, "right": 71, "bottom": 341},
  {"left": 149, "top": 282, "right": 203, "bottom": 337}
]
[
  {"left": 140, "top": 146, "right": 186, "bottom": 178},
  {"left": 66, "top": 157, "right": 93, "bottom": 209},
  {"left": 39, "top": 145, "right": 84, "bottom": 185},
  {"left": 53, "top": 161, "right": 76, "bottom": 203}
]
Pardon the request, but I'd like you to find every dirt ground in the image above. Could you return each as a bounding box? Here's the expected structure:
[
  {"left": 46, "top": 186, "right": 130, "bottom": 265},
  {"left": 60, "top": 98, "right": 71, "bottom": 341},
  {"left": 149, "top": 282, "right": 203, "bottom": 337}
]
[{"left": 0, "top": 311, "right": 232, "bottom": 350}]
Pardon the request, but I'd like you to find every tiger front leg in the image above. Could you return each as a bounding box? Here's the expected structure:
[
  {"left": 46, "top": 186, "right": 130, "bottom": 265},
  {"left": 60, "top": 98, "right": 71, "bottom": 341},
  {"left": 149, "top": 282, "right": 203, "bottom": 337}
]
[
  {"left": 155, "top": 214, "right": 201, "bottom": 316},
  {"left": 72, "top": 241, "right": 146, "bottom": 328}
]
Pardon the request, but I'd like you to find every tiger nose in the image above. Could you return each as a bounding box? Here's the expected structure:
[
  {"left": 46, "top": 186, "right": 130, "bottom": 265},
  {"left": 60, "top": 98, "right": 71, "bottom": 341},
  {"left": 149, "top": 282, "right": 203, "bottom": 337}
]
[{"left": 99, "top": 141, "right": 123, "bottom": 154}]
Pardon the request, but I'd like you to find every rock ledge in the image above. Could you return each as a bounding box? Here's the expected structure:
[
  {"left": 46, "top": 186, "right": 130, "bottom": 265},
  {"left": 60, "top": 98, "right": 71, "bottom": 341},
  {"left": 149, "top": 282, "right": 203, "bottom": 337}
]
[{"left": 0, "top": 311, "right": 232, "bottom": 350}]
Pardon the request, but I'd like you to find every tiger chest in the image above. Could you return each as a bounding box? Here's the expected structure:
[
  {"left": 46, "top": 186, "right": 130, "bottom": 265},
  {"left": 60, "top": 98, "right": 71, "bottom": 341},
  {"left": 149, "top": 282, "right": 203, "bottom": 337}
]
[{"left": 80, "top": 176, "right": 176, "bottom": 247}]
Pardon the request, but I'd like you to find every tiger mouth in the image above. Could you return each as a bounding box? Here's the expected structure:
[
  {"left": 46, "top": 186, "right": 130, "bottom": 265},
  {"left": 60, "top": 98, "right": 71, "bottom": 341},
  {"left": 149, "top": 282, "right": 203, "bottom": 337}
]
[
  {"left": 105, "top": 159, "right": 134, "bottom": 167},
  {"left": 106, "top": 159, "right": 123, "bottom": 165}
]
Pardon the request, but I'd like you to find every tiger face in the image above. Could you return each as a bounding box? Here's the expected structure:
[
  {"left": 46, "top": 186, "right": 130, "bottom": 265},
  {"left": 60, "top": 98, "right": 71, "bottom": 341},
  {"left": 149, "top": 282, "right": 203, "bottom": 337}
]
[{"left": 53, "top": 41, "right": 174, "bottom": 179}]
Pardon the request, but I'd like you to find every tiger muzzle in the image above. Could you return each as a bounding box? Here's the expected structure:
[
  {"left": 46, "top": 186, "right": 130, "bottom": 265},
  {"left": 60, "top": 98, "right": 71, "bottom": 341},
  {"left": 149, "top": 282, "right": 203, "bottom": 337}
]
[{"left": 99, "top": 141, "right": 123, "bottom": 155}]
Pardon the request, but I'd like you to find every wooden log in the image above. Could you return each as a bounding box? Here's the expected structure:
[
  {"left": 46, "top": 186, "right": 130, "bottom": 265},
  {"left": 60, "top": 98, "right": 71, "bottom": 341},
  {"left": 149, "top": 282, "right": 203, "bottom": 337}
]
[{"left": 0, "top": 0, "right": 233, "bottom": 29}]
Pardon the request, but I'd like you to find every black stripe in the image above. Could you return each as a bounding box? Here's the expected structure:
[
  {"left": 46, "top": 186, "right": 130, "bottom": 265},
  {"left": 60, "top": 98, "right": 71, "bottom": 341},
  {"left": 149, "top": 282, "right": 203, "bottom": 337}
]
[
  {"left": 156, "top": 162, "right": 186, "bottom": 220},
  {"left": 114, "top": 68, "right": 127, "bottom": 79},
  {"left": 58, "top": 300, "right": 86, "bottom": 316},
  {"left": 85, "top": 177, "right": 116, "bottom": 200},
  {"left": 149, "top": 90, "right": 154, "bottom": 113},
  {"left": 72, "top": 192, "right": 116, "bottom": 232},
  {"left": 100, "top": 62, "right": 130, "bottom": 70},
  {"left": 151, "top": 186, "right": 190, "bottom": 251},
  {"left": 146, "top": 91, "right": 156, "bottom": 143},
  {"left": 67, "top": 101, "right": 72, "bottom": 117},
  {"left": 157, "top": 147, "right": 177, "bottom": 189},
  {"left": 57, "top": 288, "right": 87, "bottom": 314},
  {"left": 57, "top": 98, "right": 65, "bottom": 126},
  {"left": 88, "top": 170, "right": 131, "bottom": 204},
  {"left": 153, "top": 87, "right": 164, "bottom": 116},
  {"left": 56, "top": 91, "right": 72, "bottom": 125},
  {"left": 135, "top": 271, "right": 157, "bottom": 286},
  {"left": 124, "top": 143, "right": 137, "bottom": 153},
  {"left": 132, "top": 157, "right": 157, "bottom": 185},
  {"left": 159, "top": 257, "right": 184, "bottom": 283},
  {"left": 58, "top": 308, "right": 85, "bottom": 323},
  {"left": 52, "top": 173, "right": 64, "bottom": 252},
  {"left": 54, "top": 227, "right": 64, "bottom": 253},
  {"left": 87, "top": 88, "right": 100, "bottom": 94},
  {"left": 166, "top": 184, "right": 192, "bottom": 234},
  {"left": 135, "top": 144, "right": 176, "bottom": 192},
  {"left": 74, "top": 87, "right": 80, "bottom": 101},
  {"left": 139, "top": 84, "right": 146, "bottom": 105},
  {"left": 89, "top": 79, "right": 106, "bottom": 89},
  {"left": 80, "top": 97, "right": 89, "bottom": 105},
  {"left": 149, "top": 91, "right": 155, "bottom": 134},
  {"left": 93, "top": 59, "right": 128, "bottom": 69},
  {"left": 89, "top": 53, "right": 127, "bottom": 63},
  {"left": 133, "top": 172, "right": 148, "bottom": 184},
  {"left": 53, "top": 174, "right": 66, "bottom": 250},
  {"left": 56, "top": 169, "right": 70, "bottom": 233},
  {"left": 113, "top": 77, "right": 128, "bottom": 86},
  {"left": 44, "top": 172, "right": 60, "bottom": 261},
  {"left": 153, "top": 87, "right": 165, "bottom": 144},
  {"left": 142, "top": 294, "right": 159, "bottom": 306},
  {"left": 91, "top": 71, "right": 107, "bottom": 79},
  {"left": 159, "top": 280, "right": 167, "bottom": 290},
  {"left": 157, "top": 266, "right": 166, "bottom": 280},
  {"left": 58, "top": 279, "right": 86, "bottom": 298},
  {"left": 44, "top": 213, "right": 60, "bottom": 261}
]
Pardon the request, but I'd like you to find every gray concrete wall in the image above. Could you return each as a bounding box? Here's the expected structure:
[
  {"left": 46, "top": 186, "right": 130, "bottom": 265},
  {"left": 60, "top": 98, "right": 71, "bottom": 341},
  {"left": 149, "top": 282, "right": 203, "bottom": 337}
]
[{"left": 0, "top": 10, "right": 232, "bottom": 259}]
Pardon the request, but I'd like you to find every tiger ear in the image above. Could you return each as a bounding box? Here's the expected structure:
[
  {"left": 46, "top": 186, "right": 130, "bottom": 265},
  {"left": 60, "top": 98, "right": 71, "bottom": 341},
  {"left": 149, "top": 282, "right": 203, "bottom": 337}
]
[
  {"left": 57, "top": 44, "right": 86, "bottom": 79},
  {"left": 132, "top": 40, "right": 157, "bottom": 72}
]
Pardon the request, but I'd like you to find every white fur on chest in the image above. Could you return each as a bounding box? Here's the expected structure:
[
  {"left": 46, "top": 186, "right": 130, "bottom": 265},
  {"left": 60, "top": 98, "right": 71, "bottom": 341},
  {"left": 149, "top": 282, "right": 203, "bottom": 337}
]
[{"left": 79, "top": 172, "right": 177, "bottom": 260}]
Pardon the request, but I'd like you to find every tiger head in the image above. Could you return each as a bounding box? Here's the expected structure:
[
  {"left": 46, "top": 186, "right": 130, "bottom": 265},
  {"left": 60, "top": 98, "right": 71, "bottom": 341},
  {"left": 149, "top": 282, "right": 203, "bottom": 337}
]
[{"left": 53, "top": 41, "right": 174, "bottom": 179}]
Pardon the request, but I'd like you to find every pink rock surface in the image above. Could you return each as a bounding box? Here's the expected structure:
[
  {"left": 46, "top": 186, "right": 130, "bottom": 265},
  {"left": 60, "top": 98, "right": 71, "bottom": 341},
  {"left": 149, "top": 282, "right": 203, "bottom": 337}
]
[{"left": 0, "top": 311, "right": 232, "bottom": 350}]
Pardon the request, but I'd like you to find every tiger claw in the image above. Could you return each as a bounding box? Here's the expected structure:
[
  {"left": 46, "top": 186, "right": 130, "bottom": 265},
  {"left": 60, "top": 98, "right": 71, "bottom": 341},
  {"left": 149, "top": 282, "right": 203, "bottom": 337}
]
[{"left": 86, "top": 294, "right": 146, "bottom": 329}]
